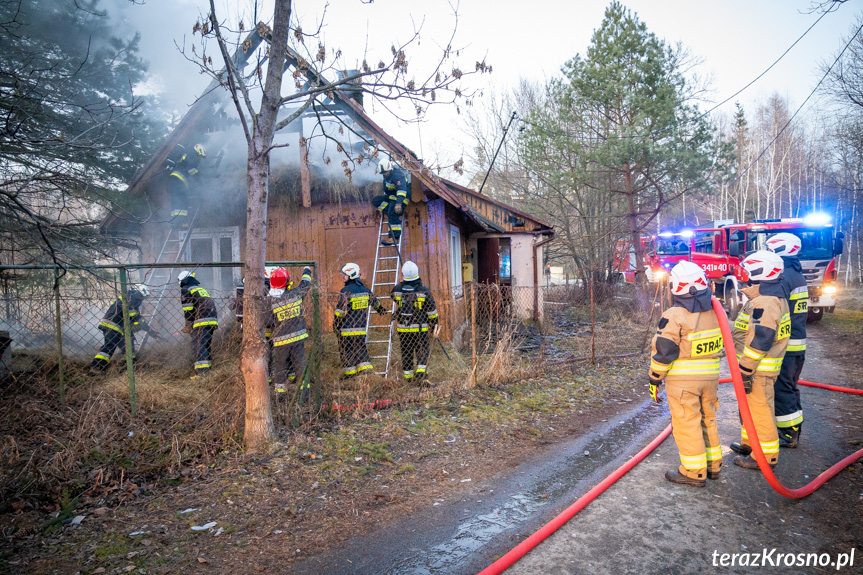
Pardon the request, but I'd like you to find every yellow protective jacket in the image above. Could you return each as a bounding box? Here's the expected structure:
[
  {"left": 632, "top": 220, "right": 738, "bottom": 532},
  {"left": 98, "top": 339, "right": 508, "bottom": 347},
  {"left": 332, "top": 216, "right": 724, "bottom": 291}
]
[
  {"left": 649, "top": 296, "right": 724, "bottom": 383},
  {"left": 732, "top": 282, "right": 791, "bottom": 377}
]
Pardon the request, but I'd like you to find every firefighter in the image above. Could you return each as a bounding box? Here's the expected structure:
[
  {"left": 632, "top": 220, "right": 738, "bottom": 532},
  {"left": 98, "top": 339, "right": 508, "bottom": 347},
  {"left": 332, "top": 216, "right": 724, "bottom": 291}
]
[
  {"left": 179, "top": 270, "right": 219, "bottom": 379},
  {"left": 766, "top": 233, "right": 808, "bottom": 448},
  {"left": 88, "top": 285, "right": 155, "bottom": 376},
  {"left": 648, "top": 261, "right": 723, "bottom": 487},
  {"left": 730, "top": 250, "right": 791, "bottom": 469},
  {"left": 168, "top": 144, "right": 206, "bottom": 224},
  {"left": 370, "top": 158, "right": 409, "bottom": 246},
  {"left": 268, "top": 266, "right": 313, "bottom": 401},
  {"left": 334, "top": 262, "right": 387, "bottom": 378},
  {"left": 391, "top": 261, "right": 439, "bottom": 384}
]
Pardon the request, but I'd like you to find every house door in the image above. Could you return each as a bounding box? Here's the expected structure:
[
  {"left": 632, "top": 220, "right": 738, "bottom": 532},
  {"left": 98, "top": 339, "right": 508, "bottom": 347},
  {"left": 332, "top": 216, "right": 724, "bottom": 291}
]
[
  {"left": 477, "top": 237, "right": 500, "bottom": 284},
  {"left": 182, "top": 227, "right": 241, "bottom": 296}
]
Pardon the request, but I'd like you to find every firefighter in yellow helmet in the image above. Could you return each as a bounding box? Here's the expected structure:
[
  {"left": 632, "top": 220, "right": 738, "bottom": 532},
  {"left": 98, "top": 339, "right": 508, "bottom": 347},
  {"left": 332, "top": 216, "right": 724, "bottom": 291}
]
[
  {"left": 168, "top": 143, "right": 206, "bottom": 225},
  {"left": 648, "top": 261, "right": 723, "bottom": 487},
  {"left": 730, "top": 250, "right": 790, "bottom": 469},
  {"left": 370, "top": 158, "right": 409, "bottom": 247}
]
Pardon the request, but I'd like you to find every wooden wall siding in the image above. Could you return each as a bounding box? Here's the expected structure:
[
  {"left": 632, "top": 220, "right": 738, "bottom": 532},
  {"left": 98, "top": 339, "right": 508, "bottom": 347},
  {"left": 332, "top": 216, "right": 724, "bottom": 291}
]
[{"left": 451, "top": 188, "right": 543, "bottom": 233}]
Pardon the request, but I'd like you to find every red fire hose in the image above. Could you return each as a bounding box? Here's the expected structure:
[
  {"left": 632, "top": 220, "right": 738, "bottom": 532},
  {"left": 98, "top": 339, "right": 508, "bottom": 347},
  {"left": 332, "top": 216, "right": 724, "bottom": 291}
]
[{"left": 479, "top": 297, "right": 863, "bottom": 575}]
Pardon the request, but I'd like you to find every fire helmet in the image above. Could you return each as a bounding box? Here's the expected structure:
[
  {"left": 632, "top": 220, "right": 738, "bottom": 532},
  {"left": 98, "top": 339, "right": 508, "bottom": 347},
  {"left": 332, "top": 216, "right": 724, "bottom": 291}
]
[
  {"left": 377, "top": 158, "right": 393, "bottom": 174},
  {"left": 177, "top": 270, "right": 194, "bottom": 284},
  {"left": 269, "top": 267, "right": 289, "bottom": 290},
  {"left": 765, "top": 232, "right": 802, "bottom": 257},
  {"left": 132, "top": 284, "right": 151, "bottom": 298},
  {"left": 669, "top": 261, "right": 709, "bottom": 296},
  {"left": 193, "top": 144, "right": 207, "bottom": 158},
  {"left": 402, "top": 261, "right": 420, "bottom": 281},
  {"left": 740, "top": 250, "right": 784, "bottom": 283},
  {"left": 340, "top": 262, "right": 360, "bottom": 280}
]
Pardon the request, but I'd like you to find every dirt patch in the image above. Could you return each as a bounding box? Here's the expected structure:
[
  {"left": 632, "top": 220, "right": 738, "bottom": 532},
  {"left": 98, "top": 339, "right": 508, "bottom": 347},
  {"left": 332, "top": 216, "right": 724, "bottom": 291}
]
[{"left": 1, "top": 355, "right": 647, "bottom": 574}]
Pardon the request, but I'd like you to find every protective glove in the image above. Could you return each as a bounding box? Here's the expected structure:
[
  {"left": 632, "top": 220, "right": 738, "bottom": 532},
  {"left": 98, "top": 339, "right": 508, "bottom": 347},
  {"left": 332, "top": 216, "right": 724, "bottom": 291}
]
[
  {"left": 741, "top": 372, "right": 754, "bottom": 394},
  {"left": 182, "top": 325, "right": 191, "bottom": 334},
  {"left": 649, "top": 377, "right": 663, "bottom": 404},
  {"left": 393, "top": 203, "right": 404, "bottom": 216}
]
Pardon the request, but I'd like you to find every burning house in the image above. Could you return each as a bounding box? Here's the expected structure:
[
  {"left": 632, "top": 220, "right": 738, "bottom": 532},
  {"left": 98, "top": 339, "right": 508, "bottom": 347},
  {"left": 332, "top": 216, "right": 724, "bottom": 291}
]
[{"left": 100, "top": 33, "right": 553, "bottom": 344}]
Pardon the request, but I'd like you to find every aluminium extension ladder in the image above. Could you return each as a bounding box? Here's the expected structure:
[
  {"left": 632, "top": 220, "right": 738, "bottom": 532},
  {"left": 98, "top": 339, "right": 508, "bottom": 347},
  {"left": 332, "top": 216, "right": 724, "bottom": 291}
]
[
  {"left": 364, "top": 214, "right": 404, "bottom": 376},
  {"left": 136, "top": 205, "right": 201, "bottom": 351}
]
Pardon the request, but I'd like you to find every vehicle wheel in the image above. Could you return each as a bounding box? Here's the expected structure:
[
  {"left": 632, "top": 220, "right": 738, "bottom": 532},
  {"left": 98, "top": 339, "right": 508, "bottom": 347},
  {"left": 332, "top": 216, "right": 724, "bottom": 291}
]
[
  {"left": 807, "top": 307, "right": 823, "bottom": 323},
  {"left": 723, "top": 282, "right": 739, "bottom": 318}
]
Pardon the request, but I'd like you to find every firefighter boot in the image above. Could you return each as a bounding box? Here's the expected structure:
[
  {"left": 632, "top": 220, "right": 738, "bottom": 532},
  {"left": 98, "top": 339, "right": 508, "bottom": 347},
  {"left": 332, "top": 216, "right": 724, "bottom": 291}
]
[
  {"left": 778, "top": 425, "right": 800, "bottom": 449},
  {"left": 664, "top": 470, "right": 706, "bottom": 488},
  {"left": 729, "top": 442, "right": 752, "bottom": 456},
  {"left": 707, "top": 469, "right": 721, "bottom": 480},
  {"left": 733, "top": 455, "right": 776, "bottom": 470},
  {"left": 87, "top": 367, "right": 106, "bottom": 377}
]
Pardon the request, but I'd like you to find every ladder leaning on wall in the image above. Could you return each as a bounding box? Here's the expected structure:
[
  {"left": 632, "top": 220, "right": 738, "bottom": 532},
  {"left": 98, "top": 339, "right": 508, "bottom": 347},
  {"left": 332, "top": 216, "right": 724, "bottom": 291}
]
[
  {"left": 364, "top": 214, "right": 404, "bottom": 376},
  {"left": 137, "top": 205, "right": 201, "bottom": 351}
]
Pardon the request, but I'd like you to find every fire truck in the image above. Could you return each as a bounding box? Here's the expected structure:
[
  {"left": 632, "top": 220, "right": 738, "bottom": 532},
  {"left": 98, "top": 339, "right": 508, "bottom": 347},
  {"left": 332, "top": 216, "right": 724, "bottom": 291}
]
[
  {"left": 614, "top": 232, "right": 692, "bottom": 284},
  {"left": 688, "top": 215, "right": 844, "bottom": 321}
]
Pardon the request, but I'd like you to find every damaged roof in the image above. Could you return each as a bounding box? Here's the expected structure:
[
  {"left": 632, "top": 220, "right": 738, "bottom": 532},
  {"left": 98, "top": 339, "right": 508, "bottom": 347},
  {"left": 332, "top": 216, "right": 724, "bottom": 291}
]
[{"left": 103, "top": 24, "right": 552, "bottom": 238}]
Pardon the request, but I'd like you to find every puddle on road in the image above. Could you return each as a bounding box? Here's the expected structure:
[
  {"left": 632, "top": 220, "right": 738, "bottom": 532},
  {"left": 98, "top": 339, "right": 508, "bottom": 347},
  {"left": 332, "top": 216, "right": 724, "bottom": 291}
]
[{"left": 386, "top": 402, "right": 670, "bottom": 574}]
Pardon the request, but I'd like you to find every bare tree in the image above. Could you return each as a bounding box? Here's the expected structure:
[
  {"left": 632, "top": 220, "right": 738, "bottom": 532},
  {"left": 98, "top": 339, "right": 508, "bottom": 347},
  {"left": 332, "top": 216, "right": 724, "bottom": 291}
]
[{"left": 194, "top": 0, "right": 487, "bottom": 449}]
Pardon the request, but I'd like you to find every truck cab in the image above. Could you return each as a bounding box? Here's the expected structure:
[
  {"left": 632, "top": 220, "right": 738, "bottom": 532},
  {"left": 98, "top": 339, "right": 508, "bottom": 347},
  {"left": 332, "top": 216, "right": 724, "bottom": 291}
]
[{"left": 687, "top": 217, "right": 843, "bottom": 321}]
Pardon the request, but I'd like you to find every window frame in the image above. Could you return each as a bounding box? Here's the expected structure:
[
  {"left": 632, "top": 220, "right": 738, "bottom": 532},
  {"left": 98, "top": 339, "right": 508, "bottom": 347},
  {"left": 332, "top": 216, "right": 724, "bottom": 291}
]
[{"left": 449, "top": 224, "right": 464, "bottom": 299}]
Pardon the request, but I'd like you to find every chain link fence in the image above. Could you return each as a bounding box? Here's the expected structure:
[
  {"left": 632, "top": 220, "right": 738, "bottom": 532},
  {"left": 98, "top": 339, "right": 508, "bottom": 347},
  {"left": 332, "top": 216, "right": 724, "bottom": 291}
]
[{"left": 0, "top": 263, "right": 665, "bottom": 417}]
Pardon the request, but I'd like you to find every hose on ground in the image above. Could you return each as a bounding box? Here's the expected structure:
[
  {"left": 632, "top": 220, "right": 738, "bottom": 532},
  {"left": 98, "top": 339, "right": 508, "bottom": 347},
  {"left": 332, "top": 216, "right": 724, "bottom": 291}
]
[{"left": 479, "top": 297, "right": 863, "bottom": 574}]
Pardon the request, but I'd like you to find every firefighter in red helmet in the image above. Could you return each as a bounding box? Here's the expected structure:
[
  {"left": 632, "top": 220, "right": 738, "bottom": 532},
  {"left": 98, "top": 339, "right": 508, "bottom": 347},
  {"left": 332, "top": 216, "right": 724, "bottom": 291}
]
[{"left": 267, "top": 266, "right": 313, "bottom": 401}]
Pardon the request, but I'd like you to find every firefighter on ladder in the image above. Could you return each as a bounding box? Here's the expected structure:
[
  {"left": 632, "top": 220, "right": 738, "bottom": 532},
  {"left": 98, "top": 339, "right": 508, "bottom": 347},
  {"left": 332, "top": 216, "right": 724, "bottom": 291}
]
[
  {"left": 88, "top": 284, "right": 155, "bottom": 376},
  {"left": 766, "top": 233, "right": 808, "bottom": 448},
  {"left": 730, "top": 250, "right": 791, "bottom": 469},
  {"left": 370, "top": 158, "right": 409, "bottom": 247},
  {"left": 168, "top": 144, "right": 206, "bottom": 225},
  {"left": 179, "top": 271, "right": 219, "bottom": 379},
  {"left": 334, "top": 262, "right": 387, "bottom": 378},
  {"left": 267, "top": 266, "right": 313, "bottom": 401},
  {"left": 391, "top": 261, "right": 439, "bottom": 385},
  {"left": 648, "top": 261, "right": 723, "bottom": 487}
]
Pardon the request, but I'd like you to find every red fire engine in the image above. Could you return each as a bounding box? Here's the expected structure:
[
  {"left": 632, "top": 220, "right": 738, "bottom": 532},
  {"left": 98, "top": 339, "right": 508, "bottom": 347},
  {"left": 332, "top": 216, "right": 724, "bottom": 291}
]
[
  {"left": 688, "top": 215, "right": 844, "bottom": 321},
  {"left": 614, "top": 232, "right": 692, "bottom": 284}
]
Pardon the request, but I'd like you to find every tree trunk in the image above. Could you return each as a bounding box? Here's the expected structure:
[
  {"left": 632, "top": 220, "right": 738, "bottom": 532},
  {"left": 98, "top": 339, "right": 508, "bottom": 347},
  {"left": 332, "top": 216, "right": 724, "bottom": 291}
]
[
  {"left": 241, "top": 0, "right": 293, "bottom": 451},
  {"left": 241, "top": 153, "right": 274, "bottom": 450},
  {"left": 625, "top": 168, "right": 642, "bottom": 294}
]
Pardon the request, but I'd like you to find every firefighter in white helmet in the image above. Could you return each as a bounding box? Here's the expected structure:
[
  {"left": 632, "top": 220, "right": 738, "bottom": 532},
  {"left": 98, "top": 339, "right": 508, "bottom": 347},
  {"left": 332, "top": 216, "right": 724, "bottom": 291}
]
[
  {"left": 730, "top": 250, "right": 790, "bottom": 469},
  {"left": 333, "top": 263, "right": 387, "bottom": 378},
  {"left": 391, "top": 261, "right": 439, "bottom": 385},
  {"left": 766, "top": 232, "right": 808, "bottom": 448},
  {"left": 370, "top": 158, "right": 409, "bottom": 247},
  {"left": 648, "top": 261, "right": 723, "bottom": 487}
]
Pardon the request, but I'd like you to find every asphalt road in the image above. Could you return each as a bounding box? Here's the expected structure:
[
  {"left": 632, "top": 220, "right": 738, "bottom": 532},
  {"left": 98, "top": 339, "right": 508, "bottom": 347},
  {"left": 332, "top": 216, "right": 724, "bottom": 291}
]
[{"left": 292, "top": 325, "right": 863, "bottom": 574}]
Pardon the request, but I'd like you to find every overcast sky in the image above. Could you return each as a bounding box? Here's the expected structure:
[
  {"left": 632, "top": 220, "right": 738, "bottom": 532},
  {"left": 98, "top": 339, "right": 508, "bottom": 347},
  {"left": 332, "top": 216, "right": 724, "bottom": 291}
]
[{"left": 115, "top": 0, "right": 861, "bottom": 174}]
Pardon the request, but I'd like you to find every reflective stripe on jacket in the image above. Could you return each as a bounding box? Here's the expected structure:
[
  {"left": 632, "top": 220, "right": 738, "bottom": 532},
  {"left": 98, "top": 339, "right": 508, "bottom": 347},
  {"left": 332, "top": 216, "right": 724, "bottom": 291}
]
[
  {"left": 732, "top": 283, "right": 790, "bottom": 376},
  {"left": 649, "top": 305, "right": 723, "bottom": 382}
]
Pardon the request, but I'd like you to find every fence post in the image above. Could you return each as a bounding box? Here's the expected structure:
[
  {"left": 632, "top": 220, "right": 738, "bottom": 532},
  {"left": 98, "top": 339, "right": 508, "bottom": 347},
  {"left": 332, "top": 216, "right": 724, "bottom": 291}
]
[
  {"left": 53, "top": 267, "right": 66, "bottom": 408},
  {"left": 311, "top": 265, "right": 322, "bottom": 410},
  {"left": 590, "top": 275, "right": 596, "bottom": 365},
  {"left": 119, "top": 267, "right": 137, "bottom": 417},
  {"left": 471, "top": 282, "right": 477, "bottom": 387}
]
